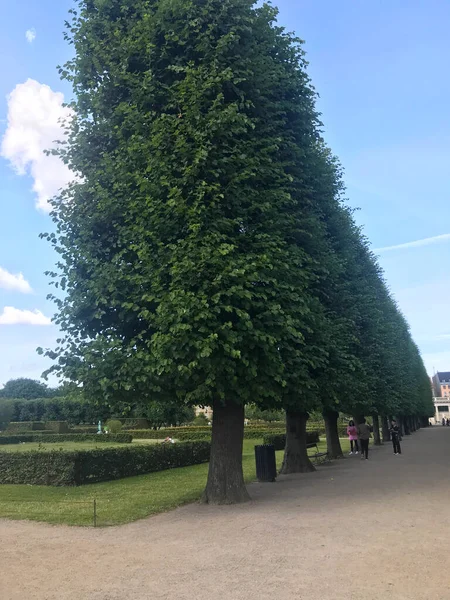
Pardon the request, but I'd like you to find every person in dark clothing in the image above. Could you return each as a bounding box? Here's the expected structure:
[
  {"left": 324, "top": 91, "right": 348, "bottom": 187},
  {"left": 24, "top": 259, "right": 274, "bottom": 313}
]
[
  {"left": 357, "top": 418, "right": 371, "bottom": 460},
  {"left": 390, "top": 420, "right": 402, "bottom": 455}
]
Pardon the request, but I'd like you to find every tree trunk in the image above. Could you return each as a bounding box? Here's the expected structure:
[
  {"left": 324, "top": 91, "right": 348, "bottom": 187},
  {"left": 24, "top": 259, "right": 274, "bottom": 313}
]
[
  {"left": 202, "top": 400, "right": 250, "bottom": 504},
  {"left": 403, "top": 416, "right": 411, "bottom": 435},
  {"left": 410, "top": 417, "right": 416, "bottom": 432},
  {"left": 280, "top": 411, "right": 315, "bottom": 474},
  {"left": 382, "top": 416, "right": 390, "bottom": 442},
  {"left": 372, "top": 414, "right": 381, "bottom": 445},
  {"left": 323, "top": 409, "right": 343, "bottom": 458}
]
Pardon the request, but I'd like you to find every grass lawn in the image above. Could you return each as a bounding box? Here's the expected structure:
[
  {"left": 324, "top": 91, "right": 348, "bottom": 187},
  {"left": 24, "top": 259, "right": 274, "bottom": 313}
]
[{"left": 0, "top": 438, "right": 351, "bottom": 527}]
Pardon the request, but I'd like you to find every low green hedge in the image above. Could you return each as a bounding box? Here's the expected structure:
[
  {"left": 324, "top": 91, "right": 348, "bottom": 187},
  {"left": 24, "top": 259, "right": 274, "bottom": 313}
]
[
  {"left": 0, "top": 435, "right": 34, "bottom": 445},
  {"left": 125, "top": 427, "right": 210, "bottom": 439},
  {"left": 6, "top": 421, "right": 46, "bottom": 433},
  {"left": 175, "top": 431, "right": 212, "bottom": 441},
  {"left": 0, "top": 433, "right": 132, "bottom": 445},
  {"left": 306, "top": 424, "right": 348, "bottom": 437},
  {"left": 121, "top": 418, "right": 151, "bottom": 430},
  {"left": 45, "top": 421, "right": 70, "bottom": 434},
  {"left": 1, "top": 430, "right": 55, "bottom": 436},
  {"left": 127, "top": 427, "right": 283, "bottom": 440},
  {"left": 244, "top": 428, "right": 283, "bottom": 439},
  {"left": 69, "top": 426, "right": 98, "bottom": 434},
  {"left": 124, "top": 424, "right": 285, "bottom": 437},
  {"left": 0, "top": 441, "right": 211, "bottom": 485},
  {"left": 262, "top": 431, "right": 320, "bottom": 451}
]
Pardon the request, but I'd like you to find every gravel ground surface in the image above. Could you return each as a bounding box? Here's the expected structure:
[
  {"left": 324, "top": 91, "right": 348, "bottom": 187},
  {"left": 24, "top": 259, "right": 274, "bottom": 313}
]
[{"left": 0, "top": 426, "right": 447, "bottom": 600}]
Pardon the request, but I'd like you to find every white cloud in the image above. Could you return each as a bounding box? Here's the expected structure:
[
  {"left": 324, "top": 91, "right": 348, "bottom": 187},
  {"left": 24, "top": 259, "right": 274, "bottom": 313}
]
[
  {"left": 25, "top": 28, "right": 36, "bottom": 44},
  {"left": 1, "top": 79, "right": 75, "bottom": 212},
  {"left": 375, "top": 233, "right": 450, "bottom": 253},
  {"left": 0, "top": 267, "right": 32, "bottom": 294},
  {"left": 0, "top": 307, "right": 52, "bottom": 326}
]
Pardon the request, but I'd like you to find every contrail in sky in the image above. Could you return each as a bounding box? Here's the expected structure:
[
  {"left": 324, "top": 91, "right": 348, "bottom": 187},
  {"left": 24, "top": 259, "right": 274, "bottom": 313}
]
[{"left": 375, "top": 233, "right": 450, "bottom": 253}]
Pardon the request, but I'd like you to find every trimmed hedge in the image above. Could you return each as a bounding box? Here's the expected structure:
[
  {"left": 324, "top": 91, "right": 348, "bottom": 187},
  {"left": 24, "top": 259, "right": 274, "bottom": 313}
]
[
  {"left": 306, "top": 423, "right": 348, "bottom": 437},
  {"left": 175, "top": 432, "right": 212, "bottom": 442},
  {"left": 262, "top": 431, "right": 320, "bottom": 451},
  {"left": 69, "top": 426, "right": 98, "bottom": 434},
  {"left": 0, "top": 441, "right": 211, "bottom": 485},
  {"left": 121, "top": 418, "right": 151, "bottom": 430},
  {"left": 0, "top": 433, "right": 132, "bottom": 445},
  {"left": 127, "top": 427, "right": 283, "bottom": 440},
  {"left": 0, "top": 435, "right": 34, "bottom": 445},
  {"left": 45, "top": 421, "right": 70, "bottom": 434},
  {"left": 6, "top": 421, "right": 46, "bottom": 433},
  {"left": 124, "top": 427, "right": 211, "bottom": 439}
]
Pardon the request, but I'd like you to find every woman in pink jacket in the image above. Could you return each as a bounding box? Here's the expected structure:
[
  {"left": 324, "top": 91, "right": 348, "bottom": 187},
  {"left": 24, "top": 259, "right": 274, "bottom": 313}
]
[{"left": 347, "top": 420, "right": 359, "bottom": 455}]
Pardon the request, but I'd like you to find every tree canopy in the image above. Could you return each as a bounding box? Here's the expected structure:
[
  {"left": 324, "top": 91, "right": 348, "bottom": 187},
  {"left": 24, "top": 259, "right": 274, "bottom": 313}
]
[
  {"left": 0, "top": 378, "right": 51, "bottom": 400},
  {"left": 40, "top": 0, "right": 433, "bottom": 502}
]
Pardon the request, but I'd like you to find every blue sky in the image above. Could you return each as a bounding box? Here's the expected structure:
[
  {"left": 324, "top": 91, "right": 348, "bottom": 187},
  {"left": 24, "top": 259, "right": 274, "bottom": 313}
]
[{"left": 0, "top": 0, "right": 449, "bottom": 388}]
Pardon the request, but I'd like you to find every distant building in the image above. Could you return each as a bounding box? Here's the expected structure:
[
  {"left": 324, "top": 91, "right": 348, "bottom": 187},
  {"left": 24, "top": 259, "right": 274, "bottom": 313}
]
[
  {"left": 431, "top": 398, "right": 450, "bottom": 424},
  {"left": 194, "top": 406, "right": 213, "bottom": 420},
  {"left": 432, "top": 371, "right": 450, "bottom": 397}
]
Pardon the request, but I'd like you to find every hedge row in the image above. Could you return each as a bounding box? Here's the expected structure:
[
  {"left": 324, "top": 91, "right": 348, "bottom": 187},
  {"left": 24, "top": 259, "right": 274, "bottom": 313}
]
[
  {"left": 306, "top": 425, "right": 348, "bottom": 437},
  {"left": 69, "top": 426, "right": 98, "bottom": 434},
  {"left": 127, "top": 427, "right": 284, "bottom": 440},
  {"left": 6, "top": 421, "right": 71, "bottom": 434},
  {"left": 0, "top": 441, "right": 211, "bottom": 485},
  {"left": 44, "top": 421, "right": 70, "bottom": 434},
  {"left": 6, "top": 421, "right": 47, "bottom": 432},
  {"left": 126, "top": 428, "right": 210, "bottom": 439},
  {"left": 262, "top": 431, "right": 320, "bottom": 451},
  {"left": 0, "top": 433, "right": 132, "bottom": 445},
  {"left": 120, "top": 418, "right": 151, "bottom": 430}
]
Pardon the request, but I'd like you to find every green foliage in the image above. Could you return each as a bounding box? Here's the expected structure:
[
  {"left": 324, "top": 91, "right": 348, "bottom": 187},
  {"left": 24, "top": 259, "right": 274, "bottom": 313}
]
[
  {"left": 1, "top": 396, "right": 107, "bottom": 425},
  {"left": 0, "top": 433, "right": 132, "bottom": 444},
  {"left": 0, "top": 439, "right": 281, "bottom": 526},
  {"left": 41, "top": 0, "right": 334, "bottom": 419},
  {"left": 69, "top": 426, "right": 98, "bottom": 434},
  {"left": 121, "top": 418, "right": 150, "bottom": 430},
  {"left": 0, "top": 400, "right": 14, "bottom": 430},
  {"left": 105, "top": 419, "right": 123, "bottom": 433},
  {"left": 245, "top": 405, "right": 285, "bottom": 423},
  {"left": 127, "top": 426, "right": 281, "bottom": 441},
  {"left": 262, "top": 431, "right": 319, "bottom": 450},
  {"left": 0, "top": 378, "right": 50, "bottom": 400},
  {"left": 45, "top": 421, "right": 70, "bottom": 434},
  {"left": 0, "top": 441, "right": 211, "bottom": 485},
  {"left": 145, "top": 402, "right": 196, "bottom": 428},
  {"left": 6, "top": 421, "right": 46, "bottom": 433},
  {"left": 191, "top": 414, "right": 210, "bottom": 426},
  {"left": 34, "top": 0, "right": 432, "bottom": 504}
]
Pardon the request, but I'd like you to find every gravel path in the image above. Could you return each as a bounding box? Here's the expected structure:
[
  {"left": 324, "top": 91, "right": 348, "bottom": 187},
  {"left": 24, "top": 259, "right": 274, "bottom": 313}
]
[{"left": 0, "top": 426, "right": 448, "bottom": 600}]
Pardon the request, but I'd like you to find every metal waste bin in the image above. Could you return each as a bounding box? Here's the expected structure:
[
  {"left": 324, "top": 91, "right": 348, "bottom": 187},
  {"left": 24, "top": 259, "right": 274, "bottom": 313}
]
[{"left": 255, "top": 444, "right": 277, "bottom": 482}]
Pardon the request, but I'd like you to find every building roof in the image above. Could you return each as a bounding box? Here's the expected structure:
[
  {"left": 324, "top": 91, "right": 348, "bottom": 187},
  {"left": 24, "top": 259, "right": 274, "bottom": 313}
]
[{"left": 437, "top": 372, "right": 450, "bottom": 382}]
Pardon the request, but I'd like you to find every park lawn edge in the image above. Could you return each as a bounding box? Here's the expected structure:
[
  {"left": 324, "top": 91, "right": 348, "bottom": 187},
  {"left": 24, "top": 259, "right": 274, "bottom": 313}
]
[{"left": 0, "top": 439, "right": 350, "bottom": 528}]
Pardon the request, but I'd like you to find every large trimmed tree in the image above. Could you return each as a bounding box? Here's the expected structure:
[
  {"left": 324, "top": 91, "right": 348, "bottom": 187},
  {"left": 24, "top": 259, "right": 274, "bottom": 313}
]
[{"left": 42, "top": 0, "right": 333, "bottom": 503}]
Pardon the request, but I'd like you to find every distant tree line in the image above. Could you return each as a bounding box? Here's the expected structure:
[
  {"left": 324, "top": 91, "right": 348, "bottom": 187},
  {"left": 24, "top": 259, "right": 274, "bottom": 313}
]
[{"left": 0, "top": 378, "right": 194, "bottom": 427}]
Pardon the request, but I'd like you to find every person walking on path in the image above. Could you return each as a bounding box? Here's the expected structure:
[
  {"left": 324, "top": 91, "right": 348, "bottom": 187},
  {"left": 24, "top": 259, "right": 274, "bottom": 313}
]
[
  {"left": 390, "top": 419, "right": 402, "bottom": 455},
  {"left": 347, "top": 420, "right": 359, "bottom": 455},
  {"left": 357, "top": 419, "right": 371, "bottom": 460}
]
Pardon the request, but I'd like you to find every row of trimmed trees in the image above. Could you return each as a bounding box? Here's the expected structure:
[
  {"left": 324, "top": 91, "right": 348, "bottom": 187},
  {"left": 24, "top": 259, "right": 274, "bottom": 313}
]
[{"left": 40, "top": 0, "right": 433, "bottom": 504}]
